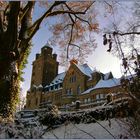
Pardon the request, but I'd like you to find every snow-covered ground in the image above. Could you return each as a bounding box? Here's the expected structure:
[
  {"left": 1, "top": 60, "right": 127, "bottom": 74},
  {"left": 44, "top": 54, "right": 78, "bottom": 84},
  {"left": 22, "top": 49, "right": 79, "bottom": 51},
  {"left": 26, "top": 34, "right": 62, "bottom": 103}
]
[
  {"left": 0, "top": 103, "right": 137, "bottom": 139},
  {"left": 43, "top": 118, "right": 131, "bottom": 139},
  {"left": 0, "top": 116, "right": 133, "bottom": 139}
]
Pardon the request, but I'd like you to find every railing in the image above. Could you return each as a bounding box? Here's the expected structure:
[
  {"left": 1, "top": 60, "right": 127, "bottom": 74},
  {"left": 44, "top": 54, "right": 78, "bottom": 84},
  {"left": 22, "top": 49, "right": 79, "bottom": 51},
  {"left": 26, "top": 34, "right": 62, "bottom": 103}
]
[
  {"left": 80, "top": 98, "right": 106, "bottom": 108},
  {"left": 39, "top": 101, "right": 52, "bottom": 109},
  {"left": 62, "top": 94, "right": 76, "bottom": 99}
]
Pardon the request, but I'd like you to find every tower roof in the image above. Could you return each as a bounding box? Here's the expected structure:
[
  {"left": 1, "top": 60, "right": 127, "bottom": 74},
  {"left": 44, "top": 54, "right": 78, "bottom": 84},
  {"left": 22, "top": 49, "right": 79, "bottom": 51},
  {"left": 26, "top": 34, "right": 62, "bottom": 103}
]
[{"left": 45, "top": 41, "right": 53, "bottom": 48}]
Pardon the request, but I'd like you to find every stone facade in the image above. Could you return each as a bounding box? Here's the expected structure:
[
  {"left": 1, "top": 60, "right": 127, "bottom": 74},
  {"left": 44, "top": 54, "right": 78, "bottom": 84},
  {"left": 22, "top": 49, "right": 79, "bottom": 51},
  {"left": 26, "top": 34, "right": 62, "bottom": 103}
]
[{"left": 26, "top": 45, "right": 126, "bottom": 110}]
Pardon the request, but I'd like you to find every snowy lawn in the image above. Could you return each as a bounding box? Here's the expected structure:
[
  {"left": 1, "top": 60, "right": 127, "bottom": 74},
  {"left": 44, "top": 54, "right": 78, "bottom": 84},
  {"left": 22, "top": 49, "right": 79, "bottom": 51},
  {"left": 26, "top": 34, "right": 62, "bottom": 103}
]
[{"left": 43, "top": 118, "right": 131, "bottom": 139}]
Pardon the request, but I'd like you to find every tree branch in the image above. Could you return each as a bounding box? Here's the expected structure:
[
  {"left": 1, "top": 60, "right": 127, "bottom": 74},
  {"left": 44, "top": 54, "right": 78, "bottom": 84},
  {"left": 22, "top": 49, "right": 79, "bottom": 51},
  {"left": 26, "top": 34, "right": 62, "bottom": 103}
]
[
  {"left": 106, "top": 31, "right": 140, "bottom": 36},
  {"left": 67, "top": 22, "right": 74, "bottom": 59},
  {"left": 6, "top": 2, "right": 20, "bottom": 50},
  {"left": 27, "top": 1, "right": 66, "bottom": 41},
  {"left": 114, "top": 31, "right": 140, "bottom": 36},
  {"left": 19, "top": 1, "right": 35, "bottom": 40},
  {"left": 64, "top": 3, "right": 93, "bottom": 30},
  {"left": 27, "top": 1, "right": 94, "bottom": 42}
]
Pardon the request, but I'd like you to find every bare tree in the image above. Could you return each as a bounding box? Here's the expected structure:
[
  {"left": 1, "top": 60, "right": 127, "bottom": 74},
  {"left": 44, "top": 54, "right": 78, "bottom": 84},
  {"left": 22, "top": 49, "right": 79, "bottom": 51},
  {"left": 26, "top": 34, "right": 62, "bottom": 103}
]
[{"left": 102, "top": 1, "right": 140, "bottom": 137}]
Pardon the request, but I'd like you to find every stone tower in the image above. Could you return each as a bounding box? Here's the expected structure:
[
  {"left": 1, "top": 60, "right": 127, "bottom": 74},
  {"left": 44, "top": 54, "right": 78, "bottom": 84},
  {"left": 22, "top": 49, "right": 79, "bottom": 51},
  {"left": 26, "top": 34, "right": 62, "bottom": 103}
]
[{"left": 30, "top": 44, "right": 59, "bottom": 88}]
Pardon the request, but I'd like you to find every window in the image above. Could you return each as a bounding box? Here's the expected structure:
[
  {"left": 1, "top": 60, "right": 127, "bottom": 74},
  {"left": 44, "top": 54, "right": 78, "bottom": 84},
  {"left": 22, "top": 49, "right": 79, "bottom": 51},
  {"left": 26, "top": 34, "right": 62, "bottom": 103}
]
[
  {"left": 70, "top": 75, "right": 76, "bottom": 83},
  {"left": 70, "top": 88, "right": 73, "bottom": 95},
  {"left": 46, "top": 87, "right": 49, "bottom": 92},
  {"left": 55, "top": 84, "right": 58, "bottom": 89},
  {"left": 60, "top": 83, "right": 62, "bottom": 87},
  {"left": 66, "top": 88, "right": 73, "bottom": 95},
  {"left": 84, "top": 99, "right": 88, "bottom": 103},
  {"left": 88, "top": 98, "right": 91, "bottom": 103},
  {"left": 66, "top": 89, "right": 70, "bottom": 95},
  {"left": 100, "top": 94, "right": 105, "bottom": 99},
  {"left": 77, "top": 85, "right": 81, "bottom": 94},
  {"left": 96, "top": 94, "right": 105, "bottom": 100},
  {"left": 96, "top": 94, "right": 100, "bottom": 100},
  {"left": 50, "top": 86, "right": 54, "bottom": 90},
  {"left": 73, "top": 76, "right": 76, "bottom": 82}
]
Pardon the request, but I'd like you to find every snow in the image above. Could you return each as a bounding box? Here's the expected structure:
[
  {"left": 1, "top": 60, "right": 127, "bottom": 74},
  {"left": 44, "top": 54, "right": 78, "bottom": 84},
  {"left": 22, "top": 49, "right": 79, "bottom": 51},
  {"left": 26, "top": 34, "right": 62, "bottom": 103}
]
[
  {"left": 43, "top": 118, "right": 131, "bottom": 139},
  {"left": 93, "top": 78, "right": 120, "bottom": 89},
  {"left": 82, "top": 78, "right": 120, "bottom": 95},
  {"left": 0, "top": 103, "right": 137, "bottom": 139},
  {"left": 104, "top": 72, "right": 111, "bottom": 80},
  {"left": 32, "top": 84, "right": 37, "bottom": 88},
  {"left": 38, "top": 84, "right": 43, "bottom": 88},
  {"left": 45, "top": 41, "right": 53, "bottom": 48},
  {"left": 45, "top": 72, "right": 66, "bottom": 88},
  {"left": 51, "top": 72, "right": 66, "bottom": 84},
  {"left": 76, "top": 63, "right": 93, "bottom": 77}
]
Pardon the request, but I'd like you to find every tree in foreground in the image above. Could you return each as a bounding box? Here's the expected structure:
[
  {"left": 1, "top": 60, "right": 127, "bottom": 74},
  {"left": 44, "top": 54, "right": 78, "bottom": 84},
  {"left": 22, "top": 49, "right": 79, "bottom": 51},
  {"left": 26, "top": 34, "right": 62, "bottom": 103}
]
[
  {"left": 0, "top": 1, "right": 101, "bottom": 118},
  {"left": 103, "top": 1, "right": 140, "bottom": 137}
]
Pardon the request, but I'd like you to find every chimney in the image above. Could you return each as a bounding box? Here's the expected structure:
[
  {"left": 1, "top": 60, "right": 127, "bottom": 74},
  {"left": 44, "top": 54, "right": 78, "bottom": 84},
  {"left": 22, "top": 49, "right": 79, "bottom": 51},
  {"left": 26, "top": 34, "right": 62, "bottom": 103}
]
[{"left": 70, "top": 59, "right": 78, "bottom": 65}]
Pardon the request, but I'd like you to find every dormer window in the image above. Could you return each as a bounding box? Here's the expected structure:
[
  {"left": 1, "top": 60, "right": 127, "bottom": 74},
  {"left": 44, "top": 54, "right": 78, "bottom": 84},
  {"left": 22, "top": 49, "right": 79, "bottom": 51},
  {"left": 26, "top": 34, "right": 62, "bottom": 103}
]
[
  {"left": 50, "top": 86, "right": 54, "bottom": 90},
  {"left": 55, "top": 84, "right": 58, "bottom": 89},
  {"left": 46, "top": 87, "right": 49, "bottom": 92}
]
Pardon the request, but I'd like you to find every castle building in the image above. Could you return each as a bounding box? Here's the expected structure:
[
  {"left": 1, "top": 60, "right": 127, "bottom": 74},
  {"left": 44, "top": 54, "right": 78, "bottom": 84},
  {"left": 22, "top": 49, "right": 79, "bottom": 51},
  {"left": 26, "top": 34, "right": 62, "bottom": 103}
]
[{"left": 26, "top": 44, "right": 128, "bottom": 110}]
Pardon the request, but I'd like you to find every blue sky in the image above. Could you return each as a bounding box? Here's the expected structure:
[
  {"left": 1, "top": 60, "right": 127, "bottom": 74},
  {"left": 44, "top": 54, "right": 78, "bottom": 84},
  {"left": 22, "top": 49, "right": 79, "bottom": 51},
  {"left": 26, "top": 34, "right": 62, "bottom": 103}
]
[{"left": 21, "top": 1, "right": 133, "bottom": 96}]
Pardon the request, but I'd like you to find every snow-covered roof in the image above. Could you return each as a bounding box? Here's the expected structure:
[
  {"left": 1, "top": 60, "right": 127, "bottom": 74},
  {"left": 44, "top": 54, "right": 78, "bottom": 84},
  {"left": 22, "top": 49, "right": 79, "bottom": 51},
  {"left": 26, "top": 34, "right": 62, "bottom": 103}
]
[
  {"left": 81, "top": 78, "right": 120, "bottom": 95},
  {"left": 93, "top": 78, "right": 120, "bottom": 89},
  {"left": 27, "top": 89, "right": 30, "bottom": 92},
  {"left": 45, "top": 72, "right": 66, "bottom": 88},
  {"left": 38, "top": 84, "right": 43, "bottom": 88},
  {"left": 32, "top": 84, "right": 37, "bottom": 88},
  {"left": 104, "top": 72, "right": 111, "bottom": 80},
  {"left": 45, "top": 41, "right": 53, "bottom": 48},
  {"left": 76, "top": 63, "right": 93, "bottom": 77}
]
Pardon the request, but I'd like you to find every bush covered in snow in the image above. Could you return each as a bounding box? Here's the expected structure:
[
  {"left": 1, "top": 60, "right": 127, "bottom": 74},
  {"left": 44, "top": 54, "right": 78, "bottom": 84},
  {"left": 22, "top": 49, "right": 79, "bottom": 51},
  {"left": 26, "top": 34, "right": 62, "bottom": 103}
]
[{"left": 39, "top": 102, "right": 133, "bottom": 127}]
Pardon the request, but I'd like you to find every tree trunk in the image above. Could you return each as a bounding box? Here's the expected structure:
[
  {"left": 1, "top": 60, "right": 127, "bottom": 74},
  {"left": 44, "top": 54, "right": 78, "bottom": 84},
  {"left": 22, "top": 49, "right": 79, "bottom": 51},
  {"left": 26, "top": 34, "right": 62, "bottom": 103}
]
[{"left": 0, "top": 59, "right": 19, "bottom": 118}]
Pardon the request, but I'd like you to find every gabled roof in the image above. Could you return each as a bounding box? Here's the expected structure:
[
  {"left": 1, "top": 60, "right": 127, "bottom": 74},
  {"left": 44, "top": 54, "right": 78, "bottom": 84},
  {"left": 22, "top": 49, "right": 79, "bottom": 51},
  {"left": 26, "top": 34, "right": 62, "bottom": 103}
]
[
  {"left": 51, "top": 72, "right": 66, "bottom": 84},
  {"left": 75, "top": 63, "right": 93, "bottom": 77},
  {"left": 81, "top": 78, "right": 120, "bottom": 95},
  {"left": 93, "top": 78, "right": 120, "bottom": 89},
  {"left": 45, "top": 72, "right": 66, "bottom": 88},
  {"left": 104, "top": 72, "right": 112, "bottom": 80},
  {"left": 45, "top": 41, "right": 53, "bottom": 48}
]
